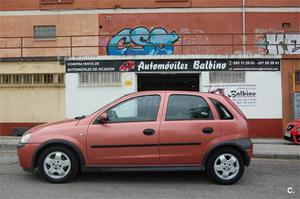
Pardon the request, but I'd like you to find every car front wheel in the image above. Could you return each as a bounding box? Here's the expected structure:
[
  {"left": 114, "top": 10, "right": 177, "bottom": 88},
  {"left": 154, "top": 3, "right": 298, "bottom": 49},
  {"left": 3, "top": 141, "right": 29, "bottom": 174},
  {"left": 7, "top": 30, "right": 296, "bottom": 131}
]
[
  {"left": 37, "top": 146, "right": 79, "bottom": 183},
  {"left": 206, "top": 147, "right": 244, "bottom": 185}
]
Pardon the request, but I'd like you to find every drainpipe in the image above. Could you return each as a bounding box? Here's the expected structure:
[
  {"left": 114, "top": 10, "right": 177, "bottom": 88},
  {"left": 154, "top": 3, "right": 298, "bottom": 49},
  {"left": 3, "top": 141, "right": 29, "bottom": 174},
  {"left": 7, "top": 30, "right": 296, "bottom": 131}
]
[{"left": 242, "top": 0, "right": 246, "bottom": 54}]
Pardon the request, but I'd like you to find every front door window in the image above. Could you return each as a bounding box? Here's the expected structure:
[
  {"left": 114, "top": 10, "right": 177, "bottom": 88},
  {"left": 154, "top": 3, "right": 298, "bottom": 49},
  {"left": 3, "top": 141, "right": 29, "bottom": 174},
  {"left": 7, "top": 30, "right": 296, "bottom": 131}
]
[{"left": 107, "top": 95, "right": 161, "bottom": 123}]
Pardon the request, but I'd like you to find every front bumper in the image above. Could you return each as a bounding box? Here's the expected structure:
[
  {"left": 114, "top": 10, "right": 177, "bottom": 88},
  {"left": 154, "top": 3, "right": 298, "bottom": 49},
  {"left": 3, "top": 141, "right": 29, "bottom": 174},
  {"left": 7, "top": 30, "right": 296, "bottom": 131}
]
[
  {"left": 17, "top": 143, "right": 40, "bottom": 170},
  {"left": 284, "top": 134, "right": 300, "bottom": 144}
]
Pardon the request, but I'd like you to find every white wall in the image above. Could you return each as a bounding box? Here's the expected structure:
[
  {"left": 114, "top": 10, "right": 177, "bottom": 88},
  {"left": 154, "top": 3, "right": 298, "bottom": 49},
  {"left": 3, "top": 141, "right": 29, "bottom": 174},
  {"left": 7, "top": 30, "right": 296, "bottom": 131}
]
[
  {"left": 66, "top": 71, "right": 282, "bottom": 119},
  {"left": 65, "top": 73, "right": 136, "bottom": 118},
  {"left": 201, "top": 71, "right": 282, "bottom": 119}
]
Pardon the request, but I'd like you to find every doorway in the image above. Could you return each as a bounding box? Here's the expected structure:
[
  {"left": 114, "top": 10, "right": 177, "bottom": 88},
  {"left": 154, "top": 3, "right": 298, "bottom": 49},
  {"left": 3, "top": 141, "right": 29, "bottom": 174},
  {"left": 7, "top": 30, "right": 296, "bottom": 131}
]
[{"left": 137, "top": 74, "right": 200, "bottom": 91}]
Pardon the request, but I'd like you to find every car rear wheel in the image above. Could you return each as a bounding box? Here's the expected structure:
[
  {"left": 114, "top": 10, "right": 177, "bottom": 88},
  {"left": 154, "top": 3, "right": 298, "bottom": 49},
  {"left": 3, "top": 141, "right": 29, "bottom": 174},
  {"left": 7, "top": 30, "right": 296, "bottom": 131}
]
[
  {"left": 206, "top": 147, "right": 244, "bottom": 185},
  {"left": 37, "top": 146, "right": 79, "bottom": 183}
]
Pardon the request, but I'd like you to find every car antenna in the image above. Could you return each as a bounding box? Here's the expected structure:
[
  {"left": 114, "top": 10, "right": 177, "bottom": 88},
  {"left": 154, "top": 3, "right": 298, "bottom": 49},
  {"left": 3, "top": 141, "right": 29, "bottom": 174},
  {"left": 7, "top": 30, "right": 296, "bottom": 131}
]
[{"left": 208, "top": 86, "right": 212, "bottom": 93}]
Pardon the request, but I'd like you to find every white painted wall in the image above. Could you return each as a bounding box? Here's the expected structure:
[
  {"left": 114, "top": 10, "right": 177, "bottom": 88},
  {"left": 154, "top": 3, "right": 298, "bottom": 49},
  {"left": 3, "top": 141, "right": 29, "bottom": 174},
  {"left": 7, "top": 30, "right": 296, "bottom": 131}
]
[
  {"left": 65, "top": 73, "right": 136, "bottom": 118},
  {"left": 201, "top": 71, "right": 282, "bottom": 119}
]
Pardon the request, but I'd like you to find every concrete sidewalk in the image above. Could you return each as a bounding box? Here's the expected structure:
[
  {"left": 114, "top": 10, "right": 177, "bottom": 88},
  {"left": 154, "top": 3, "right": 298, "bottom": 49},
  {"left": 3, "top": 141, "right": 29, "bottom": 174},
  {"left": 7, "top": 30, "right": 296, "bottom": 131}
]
[{"left": 0, "top": 136, "right": 299, "bottom": 159}]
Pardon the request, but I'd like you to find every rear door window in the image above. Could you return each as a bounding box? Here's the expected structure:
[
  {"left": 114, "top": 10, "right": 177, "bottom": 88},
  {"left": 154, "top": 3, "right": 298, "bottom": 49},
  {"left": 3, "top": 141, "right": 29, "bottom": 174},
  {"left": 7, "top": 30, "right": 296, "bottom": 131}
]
[{"left": 166, "top": 95, "right": 213, "bottom": 120}]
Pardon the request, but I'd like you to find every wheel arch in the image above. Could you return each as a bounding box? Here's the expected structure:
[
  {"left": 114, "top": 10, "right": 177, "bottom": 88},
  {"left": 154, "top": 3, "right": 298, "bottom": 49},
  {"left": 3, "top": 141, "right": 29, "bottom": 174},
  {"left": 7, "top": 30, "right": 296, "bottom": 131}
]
[
  {"left": 203, "top": 139, "right": 252, "bottom": 168},
  {"left": 32, "top": 139, "right": 85, "bottom": 169}
]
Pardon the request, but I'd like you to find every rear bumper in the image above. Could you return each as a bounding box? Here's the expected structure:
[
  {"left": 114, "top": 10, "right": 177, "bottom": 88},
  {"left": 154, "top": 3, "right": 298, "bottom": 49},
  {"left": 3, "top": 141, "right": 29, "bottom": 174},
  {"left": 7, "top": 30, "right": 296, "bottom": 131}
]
[{"left": 241, "top": 139, "right": 253, "bottom": 166}]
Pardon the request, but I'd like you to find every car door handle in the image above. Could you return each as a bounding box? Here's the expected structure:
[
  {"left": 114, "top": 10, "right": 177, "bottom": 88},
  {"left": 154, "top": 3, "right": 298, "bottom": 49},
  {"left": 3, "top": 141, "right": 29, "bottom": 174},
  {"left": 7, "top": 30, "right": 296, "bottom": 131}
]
[
  {"left": 202, "top": 127, "right": 214, "bottom": 134},
  {"left": 143, "top": 128, "right": 155, "bottom": 136}
]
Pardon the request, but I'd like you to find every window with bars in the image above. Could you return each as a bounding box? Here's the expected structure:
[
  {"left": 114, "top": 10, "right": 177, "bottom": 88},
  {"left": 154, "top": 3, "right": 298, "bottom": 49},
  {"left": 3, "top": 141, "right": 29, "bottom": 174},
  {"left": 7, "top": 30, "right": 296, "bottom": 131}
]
[
  {"left": 209, "top": 72, "right": 245, "bottom": 84},
  {"left": 78, "top": 72, "right": 122, "bottom": 87},
  {"left": 0, "top": 74, "right": 64, "bottom": 87}
]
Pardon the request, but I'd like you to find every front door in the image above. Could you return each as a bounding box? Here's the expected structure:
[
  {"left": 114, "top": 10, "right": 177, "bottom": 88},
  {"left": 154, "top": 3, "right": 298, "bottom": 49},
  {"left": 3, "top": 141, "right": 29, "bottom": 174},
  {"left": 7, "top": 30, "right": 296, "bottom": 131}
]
[
  {"left": 87, "top": 94, "right": 163, "bottom": 165},
  {"left": 159, "top": 92, "right": 221, "bottom": 164}
]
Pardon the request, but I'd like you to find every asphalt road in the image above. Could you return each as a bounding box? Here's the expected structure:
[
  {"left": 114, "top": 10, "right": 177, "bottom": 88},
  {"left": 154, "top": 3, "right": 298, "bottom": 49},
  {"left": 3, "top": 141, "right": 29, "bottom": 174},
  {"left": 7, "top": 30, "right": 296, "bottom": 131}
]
[{"left": 0, "top": 149, "right": 299, "bottom": 199}]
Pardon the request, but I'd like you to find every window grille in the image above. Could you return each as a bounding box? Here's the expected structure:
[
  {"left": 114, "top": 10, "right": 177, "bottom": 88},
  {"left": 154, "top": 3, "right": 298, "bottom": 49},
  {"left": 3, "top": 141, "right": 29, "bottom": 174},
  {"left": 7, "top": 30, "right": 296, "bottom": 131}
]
[
  {"left": 0, "top": 74, "right": 64, "bottom": 87},
  {"left": 209, "top": 72, "right": 245, "bottom": 84},
  {"left": 78, "top": 72, "right": 122, "bottom": 87}
]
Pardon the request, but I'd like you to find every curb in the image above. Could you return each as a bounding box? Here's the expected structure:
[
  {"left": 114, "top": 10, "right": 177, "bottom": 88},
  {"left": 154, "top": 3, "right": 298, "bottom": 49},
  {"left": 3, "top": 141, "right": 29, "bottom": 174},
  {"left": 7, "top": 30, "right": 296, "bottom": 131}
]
[
  {"left": 253, "top": 153, "right": 300, "bottom": 160},
  {"left": 0, "top": 144, "right": 17, "bottom": 150}
]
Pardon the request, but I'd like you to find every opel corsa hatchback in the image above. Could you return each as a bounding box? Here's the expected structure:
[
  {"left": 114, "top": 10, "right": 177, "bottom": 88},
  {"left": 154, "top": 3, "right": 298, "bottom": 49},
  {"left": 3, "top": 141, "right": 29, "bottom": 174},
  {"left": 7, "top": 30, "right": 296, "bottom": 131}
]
[{"left": 17, "top": 90, "right": 252, "bottom": 184}]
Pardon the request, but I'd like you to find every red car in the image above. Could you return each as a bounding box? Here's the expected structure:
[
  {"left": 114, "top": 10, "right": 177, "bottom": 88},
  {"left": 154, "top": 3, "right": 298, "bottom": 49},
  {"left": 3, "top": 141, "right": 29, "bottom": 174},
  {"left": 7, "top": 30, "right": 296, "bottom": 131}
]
[
  {"left": 284, "top": 119, "right": 300, "bottom": 145},
  {"left": 17, "top": 90, "right": 252, "bottom": 184},
  {"left": 119, "top": 61, "right": 135, "bottom": 71}
]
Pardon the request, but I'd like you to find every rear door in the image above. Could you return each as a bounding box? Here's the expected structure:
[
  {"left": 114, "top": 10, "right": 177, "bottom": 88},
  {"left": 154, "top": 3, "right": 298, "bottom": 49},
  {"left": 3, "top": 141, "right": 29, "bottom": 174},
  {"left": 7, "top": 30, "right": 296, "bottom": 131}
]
[{"left": 159, "top": 92, "right": 221, "bottom": 164}]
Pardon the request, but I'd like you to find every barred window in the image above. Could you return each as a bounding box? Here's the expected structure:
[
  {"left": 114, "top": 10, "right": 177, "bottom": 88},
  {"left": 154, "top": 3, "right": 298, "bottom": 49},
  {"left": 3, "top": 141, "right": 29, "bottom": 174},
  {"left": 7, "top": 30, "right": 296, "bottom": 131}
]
[
  {"left": 209, "top": 72, "right": 245, "bottom": 84},
  {"left": 79, "top": 72, "right": 122, "bottom": 87},
  {"left": 0, "top": 74, "right": 64, "bottom": 87}
]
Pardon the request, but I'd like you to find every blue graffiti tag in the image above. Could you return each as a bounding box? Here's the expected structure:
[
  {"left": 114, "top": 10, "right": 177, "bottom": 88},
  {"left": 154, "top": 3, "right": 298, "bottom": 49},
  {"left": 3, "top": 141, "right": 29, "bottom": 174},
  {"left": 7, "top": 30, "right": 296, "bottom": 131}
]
[{"left": 107, "top": 26, "right": 180, "bottom": 55}]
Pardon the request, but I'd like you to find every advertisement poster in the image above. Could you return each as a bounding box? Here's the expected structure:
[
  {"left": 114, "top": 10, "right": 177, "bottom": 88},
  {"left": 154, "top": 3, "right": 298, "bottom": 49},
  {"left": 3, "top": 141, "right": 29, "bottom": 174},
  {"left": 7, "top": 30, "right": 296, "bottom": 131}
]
[{"left": 203, "top": 84, "right": 257, "bottom": 106}]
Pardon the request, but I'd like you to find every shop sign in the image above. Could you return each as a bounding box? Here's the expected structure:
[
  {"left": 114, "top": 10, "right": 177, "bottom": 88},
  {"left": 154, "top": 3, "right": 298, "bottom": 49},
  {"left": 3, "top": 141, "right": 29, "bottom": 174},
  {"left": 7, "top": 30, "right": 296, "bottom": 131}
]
[
  {"left": 203, "top": 84, "right": 257, "bottom": 106},
  {"left": 66, "top": 59, "right": 280, "bottom": 73}
]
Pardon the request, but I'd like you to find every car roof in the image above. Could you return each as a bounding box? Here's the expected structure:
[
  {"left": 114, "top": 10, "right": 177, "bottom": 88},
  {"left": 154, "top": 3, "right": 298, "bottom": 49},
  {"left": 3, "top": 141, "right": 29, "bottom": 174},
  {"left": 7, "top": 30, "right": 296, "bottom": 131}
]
[{"left": 130, "top": 90, "right": 222, "bottom": 98}]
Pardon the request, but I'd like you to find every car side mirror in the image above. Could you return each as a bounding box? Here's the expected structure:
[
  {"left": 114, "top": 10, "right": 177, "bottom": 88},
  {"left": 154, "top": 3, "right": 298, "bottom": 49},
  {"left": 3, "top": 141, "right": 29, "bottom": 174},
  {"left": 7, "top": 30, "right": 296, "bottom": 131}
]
[{"left": 95, "top": 113, "right": 109, "bottom": 124}]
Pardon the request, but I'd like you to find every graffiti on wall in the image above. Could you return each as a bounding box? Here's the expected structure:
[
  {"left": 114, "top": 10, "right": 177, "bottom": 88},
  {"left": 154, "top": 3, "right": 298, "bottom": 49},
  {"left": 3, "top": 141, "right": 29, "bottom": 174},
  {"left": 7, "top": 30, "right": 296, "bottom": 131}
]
[
  {"left": 107, "top": 26, "right": 179, "bottom": 55},
  {"left": 257, "top": 33, "right": 300, "bottom": 54}
]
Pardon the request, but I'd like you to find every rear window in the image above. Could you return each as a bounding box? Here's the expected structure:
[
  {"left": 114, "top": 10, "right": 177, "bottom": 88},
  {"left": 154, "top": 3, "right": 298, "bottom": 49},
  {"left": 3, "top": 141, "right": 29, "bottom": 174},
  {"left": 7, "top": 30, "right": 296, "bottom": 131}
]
[
  {"left": 223, "top": 96, "right": 246, "bottom": 119},
  {"left": 210, "top": 98, "right": 234, "bottom": 120}
]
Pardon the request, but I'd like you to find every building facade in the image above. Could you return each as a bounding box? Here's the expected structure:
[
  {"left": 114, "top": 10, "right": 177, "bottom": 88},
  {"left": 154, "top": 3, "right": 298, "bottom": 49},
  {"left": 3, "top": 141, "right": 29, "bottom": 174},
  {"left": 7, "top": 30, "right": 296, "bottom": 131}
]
[{"left": 0, "top": 0, "right": 299, "bottom": 137}]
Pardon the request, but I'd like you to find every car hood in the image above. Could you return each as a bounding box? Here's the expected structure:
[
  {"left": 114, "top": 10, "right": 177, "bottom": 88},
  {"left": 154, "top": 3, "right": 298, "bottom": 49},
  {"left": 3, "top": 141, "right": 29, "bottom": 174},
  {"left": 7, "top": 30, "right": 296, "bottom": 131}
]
[{"left": 29, "top": 119, "right": 80, "bottom": 133}]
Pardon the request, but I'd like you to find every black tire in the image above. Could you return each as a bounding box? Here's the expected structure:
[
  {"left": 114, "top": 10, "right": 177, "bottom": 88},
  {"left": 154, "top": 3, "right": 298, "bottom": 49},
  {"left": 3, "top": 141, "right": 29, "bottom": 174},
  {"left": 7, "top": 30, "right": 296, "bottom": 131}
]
[
  {"left": 37, "top": 146, "right": 79, "bottom": 183},
  {"left": 206, "top": 147, "right": 244, "bottom": 185}
]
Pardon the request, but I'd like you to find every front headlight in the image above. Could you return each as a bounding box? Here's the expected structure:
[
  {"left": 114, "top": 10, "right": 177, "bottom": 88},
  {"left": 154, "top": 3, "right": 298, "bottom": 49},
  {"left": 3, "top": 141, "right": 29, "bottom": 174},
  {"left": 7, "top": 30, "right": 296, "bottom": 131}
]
[{"left": 20, "top": 132, "right": 32, "bottom": 144}]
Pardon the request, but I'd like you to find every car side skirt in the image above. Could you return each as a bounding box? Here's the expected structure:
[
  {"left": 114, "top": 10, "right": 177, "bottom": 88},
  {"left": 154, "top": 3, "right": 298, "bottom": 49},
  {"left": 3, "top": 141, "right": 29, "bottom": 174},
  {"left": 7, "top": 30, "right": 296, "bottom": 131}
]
[{"left": 82, "top": 165, "right": 205, "bottom": 172}]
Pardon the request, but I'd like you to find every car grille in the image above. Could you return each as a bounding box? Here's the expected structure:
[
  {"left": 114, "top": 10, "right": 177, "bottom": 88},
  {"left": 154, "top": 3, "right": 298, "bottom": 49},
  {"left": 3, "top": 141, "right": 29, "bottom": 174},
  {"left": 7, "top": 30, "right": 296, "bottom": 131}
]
[{"left": 287, "top": 125, "right": 294, "bottom": 131}]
